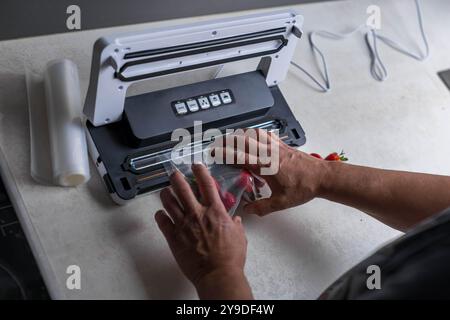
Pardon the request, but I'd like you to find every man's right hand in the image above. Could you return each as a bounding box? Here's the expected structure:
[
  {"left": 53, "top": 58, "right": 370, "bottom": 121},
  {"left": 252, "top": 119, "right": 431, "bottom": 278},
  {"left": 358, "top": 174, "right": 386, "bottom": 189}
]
[
  {"left": 220, "top": 129, "right": 329, "bottom": 216},
  {"left": 220, "top": 129, "right": 450, "bottom": 231}
]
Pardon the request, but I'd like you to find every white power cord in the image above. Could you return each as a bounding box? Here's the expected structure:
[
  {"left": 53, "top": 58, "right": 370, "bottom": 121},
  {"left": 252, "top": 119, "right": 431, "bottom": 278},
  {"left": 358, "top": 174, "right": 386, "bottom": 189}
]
[
  {"left": 291, "top": 0, "right": 430, "bottom": 92},
  {"left": 291, "top": 24, "right": 367, "bottom": 92}
]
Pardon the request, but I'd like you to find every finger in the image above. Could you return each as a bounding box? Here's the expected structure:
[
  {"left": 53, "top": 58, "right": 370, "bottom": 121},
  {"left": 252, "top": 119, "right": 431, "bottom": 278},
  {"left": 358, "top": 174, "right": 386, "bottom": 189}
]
[
  {"left": 228, "top": 132, "right": 270, "bottom": 157},
  {"left": 252, "top": 129, "right": 282, "bottom": 159},
  {"left": 226, "top": 133, "right": 277, "bottom": 166},
  {"left": 232, "top": 215, "right": 244, "bottom": 230},
  {"left": 169, "top": 171, "right": 201, "bottom": 215},
  {"left": 160, "top": 187, "right": 184, "bottom": 223},
  {"left": 191, "top": 163, "right": 222, "bottom": 206},
  {"left": 246, "top": 128, "right": 282, "bottom": 152},
  {"left": 214, "top": 147, "right": 267, "bottom": 174},
  {"left": 238, "top": 131, "right": 282, "bottom": 173},
  {"left": 244, "top": 198, "right": 286, "bottom": 216},
  {"left": 256, "top": 128, "right": 282, "bottom": 143},
  {"left": 210, "top": 129, "right": 270, "bottom": 153},
  {"left": 209, "top": 130, "right": 270, "bottom": 160},
  {"left": 155, "top": 210, "right": 176, "bottom": 245},
  {"left": 232, "top": 215, "right": 242, "bottom": 224}
]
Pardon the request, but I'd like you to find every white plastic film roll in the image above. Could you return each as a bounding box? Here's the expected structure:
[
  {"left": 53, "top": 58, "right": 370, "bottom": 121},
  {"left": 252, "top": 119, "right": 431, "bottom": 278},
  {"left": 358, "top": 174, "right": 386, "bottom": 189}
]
[{"left": 44, "top": 59, "right": 90, "bottom": 187}]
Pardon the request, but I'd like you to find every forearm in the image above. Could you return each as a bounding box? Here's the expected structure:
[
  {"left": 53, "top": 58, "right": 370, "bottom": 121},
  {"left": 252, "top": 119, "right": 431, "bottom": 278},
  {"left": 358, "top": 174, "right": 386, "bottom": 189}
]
[
  {"left": 318, "top": 161, "right": 450, "bottom": 231},
  {"left": 195, "top": 268, "right": 253, "bottom": 300}
]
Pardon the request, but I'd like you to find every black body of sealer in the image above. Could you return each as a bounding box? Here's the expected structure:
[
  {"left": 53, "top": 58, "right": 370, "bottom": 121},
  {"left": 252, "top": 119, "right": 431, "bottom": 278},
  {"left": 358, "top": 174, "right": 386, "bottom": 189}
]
[{"left": 86, "top": 71, "right": 306, "bottom": 201}]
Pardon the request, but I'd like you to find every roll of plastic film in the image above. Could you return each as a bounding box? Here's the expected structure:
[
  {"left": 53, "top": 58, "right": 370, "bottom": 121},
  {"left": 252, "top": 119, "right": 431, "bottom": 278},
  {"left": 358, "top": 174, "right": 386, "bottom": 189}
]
[{"left": 44, "top": 59, "right": 90, "bottom": 186}]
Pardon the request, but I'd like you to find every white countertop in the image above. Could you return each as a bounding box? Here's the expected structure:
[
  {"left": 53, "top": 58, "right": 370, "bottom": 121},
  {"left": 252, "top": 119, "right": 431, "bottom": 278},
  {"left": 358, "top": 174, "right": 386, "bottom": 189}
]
[{"left": 0, "top": 0, "right": 449, "bottom": 299}]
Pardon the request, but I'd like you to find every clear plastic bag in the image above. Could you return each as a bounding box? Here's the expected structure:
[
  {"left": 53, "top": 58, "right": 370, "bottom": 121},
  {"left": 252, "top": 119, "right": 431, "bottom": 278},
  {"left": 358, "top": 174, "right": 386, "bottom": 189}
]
[{"left": 162, "top": 153, "right": 262, "bottom": 216}]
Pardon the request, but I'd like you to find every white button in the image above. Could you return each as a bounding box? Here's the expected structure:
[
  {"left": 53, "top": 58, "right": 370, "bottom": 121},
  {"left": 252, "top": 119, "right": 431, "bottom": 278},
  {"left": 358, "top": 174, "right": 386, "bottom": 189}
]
[
  {"left": 220, "top": 91, "right": 232, "bottom": 104},
  {"left": 197, "top": 97, "right": 210, "bottom": 109},
  {"left": 174, "top": 102, "right": 188, "bottom": 115},
  {"left": 209, "top": 94, "right": 221, "bottom": 107},
  {"left": 186, "top": 99, "right": 199, "bottom": 112}
]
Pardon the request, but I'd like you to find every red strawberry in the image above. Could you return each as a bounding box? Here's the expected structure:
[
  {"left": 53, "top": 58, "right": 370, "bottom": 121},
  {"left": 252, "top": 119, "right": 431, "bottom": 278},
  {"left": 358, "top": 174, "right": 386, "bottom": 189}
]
[
  {"left": 325, "top": 151, "right": 348, "bottom": 162},
  {"left": 310, "top": 153, "right": 323, "bottom": 159},
  {"left": 237, "top": 170, "right": 253, "bottom": 193},
  {"left": 222, "top": 191, "right": 237, "bottom": 210}
]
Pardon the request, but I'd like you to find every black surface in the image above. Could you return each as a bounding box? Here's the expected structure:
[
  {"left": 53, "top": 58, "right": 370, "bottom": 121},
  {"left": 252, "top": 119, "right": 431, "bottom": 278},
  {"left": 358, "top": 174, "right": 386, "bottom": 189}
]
[
  {"left": 438, "top": 69, "right": 450, "bottom": 91},
  {"left": 321, "top": 208, "right": 450, "bottom": 299},
  {"left": 87, "top": 72, "right": 306, "bottom": 201},
  {"left": 0, "top": 178, "right": 49, "bottom": 300},
  {"left": 0, "top": 181, "right": 8, "bottom": 208},
  {"left": 0, "top": 0, "right": 336, "bottom": 41},
  {"left": 124, "top": 71, "right": 274, "bottom": 147}
]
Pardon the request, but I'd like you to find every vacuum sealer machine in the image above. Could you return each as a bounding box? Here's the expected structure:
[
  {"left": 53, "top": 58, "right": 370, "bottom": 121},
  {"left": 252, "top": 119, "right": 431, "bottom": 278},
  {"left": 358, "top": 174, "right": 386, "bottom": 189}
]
[{"left": 83, "top": 9, "right": 307, "bottom": 204}]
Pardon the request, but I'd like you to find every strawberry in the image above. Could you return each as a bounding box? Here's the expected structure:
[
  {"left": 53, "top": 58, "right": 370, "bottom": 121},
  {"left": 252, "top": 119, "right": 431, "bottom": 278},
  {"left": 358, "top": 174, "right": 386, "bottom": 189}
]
[
  {"left": 310, "top": 153, "right": 323, "bottom": 159},
  {"left": 325, "top": 151, "right": 348, "bottom": 162},
  {"left": 213, "top": 177, "right": 234, "bottom": 209},
  {"left": 222, "top": 191, "right": 237, "bottom": 210},
  {"left": 237, "top": 170, "right": 253, "bottom": 193}
]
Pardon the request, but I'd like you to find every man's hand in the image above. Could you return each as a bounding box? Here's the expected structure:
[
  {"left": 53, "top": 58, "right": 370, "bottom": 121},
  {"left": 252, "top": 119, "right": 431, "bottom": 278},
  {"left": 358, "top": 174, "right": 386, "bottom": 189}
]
[
  {"left": 155, "top": 163, "right": 253, "bottom": 300},
  {"left": 222, "top": 129, "right": 450, "bottom": 231},
  {"left": 221, "top": 129, "right": 328, "bottom": 216}
]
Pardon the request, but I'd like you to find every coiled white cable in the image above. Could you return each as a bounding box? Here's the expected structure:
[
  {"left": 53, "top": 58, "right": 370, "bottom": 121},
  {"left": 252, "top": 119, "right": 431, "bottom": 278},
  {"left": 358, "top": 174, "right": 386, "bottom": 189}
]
[{"left": 291, "top": 0, "right": 429, "bottom": 92}]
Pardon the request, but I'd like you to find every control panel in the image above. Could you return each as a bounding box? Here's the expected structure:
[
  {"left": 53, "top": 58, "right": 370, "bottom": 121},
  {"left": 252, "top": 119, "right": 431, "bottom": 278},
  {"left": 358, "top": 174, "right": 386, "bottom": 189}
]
[{"left": 172, "top": 90, "right": 234, "bottom": 115}]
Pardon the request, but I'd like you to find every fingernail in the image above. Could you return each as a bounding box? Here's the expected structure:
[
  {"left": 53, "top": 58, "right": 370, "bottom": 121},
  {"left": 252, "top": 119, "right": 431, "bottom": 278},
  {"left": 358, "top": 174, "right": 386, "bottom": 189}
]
[
  {"left": 170, "top": 170, "right": 181, "bottom": 179},
  {"left": 192, "top": 162, "right": 205, "bottom": 169},
  {"left": 154, "top": 210, "right": 163, "bottom": 220}
]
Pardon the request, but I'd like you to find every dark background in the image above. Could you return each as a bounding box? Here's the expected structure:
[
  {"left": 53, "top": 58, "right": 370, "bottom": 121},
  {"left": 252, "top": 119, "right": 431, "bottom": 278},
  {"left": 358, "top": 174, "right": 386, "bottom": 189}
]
[{"left": 0, "top": 0, "right": 333, "bottom": 41}]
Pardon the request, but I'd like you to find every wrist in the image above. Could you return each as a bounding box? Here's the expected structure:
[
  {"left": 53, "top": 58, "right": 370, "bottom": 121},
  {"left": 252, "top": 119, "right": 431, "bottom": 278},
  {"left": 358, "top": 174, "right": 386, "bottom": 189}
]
[
  {"left": 316, "top": 159, "right": 339, "bottom": 199},
  {"left": 194, "top": 267, "right": 253, "bottom": 300}
]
